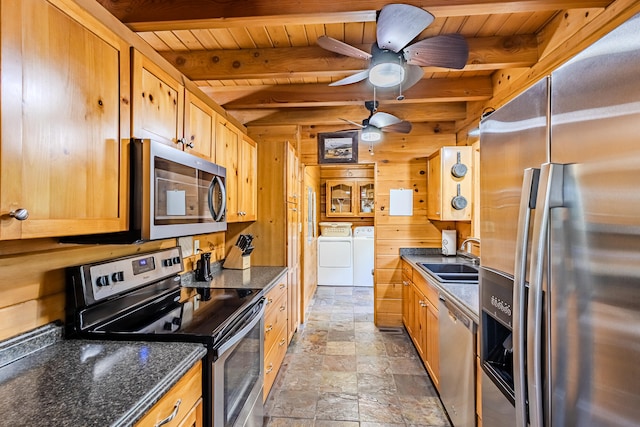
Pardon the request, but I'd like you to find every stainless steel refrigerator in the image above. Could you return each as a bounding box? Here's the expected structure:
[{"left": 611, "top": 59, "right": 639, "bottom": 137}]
[{"left": 479, "top": 12, "right": 640, "bottom": 427}]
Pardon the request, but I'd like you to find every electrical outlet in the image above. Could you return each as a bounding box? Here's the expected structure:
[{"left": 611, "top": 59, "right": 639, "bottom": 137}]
[{"left": 193, "top": 239, "right": 200, "bottom": 254}]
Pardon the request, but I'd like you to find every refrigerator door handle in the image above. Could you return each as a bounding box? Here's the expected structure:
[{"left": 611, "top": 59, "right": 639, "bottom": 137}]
[
  {"left": 513, "top": 167, "right": 540, "bottom": 427},
  {"left": 527, "top": 163, "right": 565, "bottom": 427}
]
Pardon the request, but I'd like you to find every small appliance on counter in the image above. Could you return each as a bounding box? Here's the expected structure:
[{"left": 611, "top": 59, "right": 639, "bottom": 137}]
[
  {"left": 224, "top": 234, "right": 254, "bottom": 269},
  {"left": 442, "top": 229, "right": 457, "bottom": 256},
  {"left": 195, "top": 252, "right": 213, "bottom": 281}
]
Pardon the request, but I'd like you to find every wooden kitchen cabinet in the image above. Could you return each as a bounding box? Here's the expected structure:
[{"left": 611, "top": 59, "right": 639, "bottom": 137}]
[
  {"left": 403, "top": 265, "right": 440, "bottom": 391},
  {"left": 325, "top": 178, "right": 375, "bottom": 217},
  {"left": 326, "top": 180, "right": 354, "bottom": 216},
  {"left": 427, "top": 146, "right": 473, "bottom": 221},
  {"left": 132, "top": 50, "right": 217, "bottom": 161},
  {"left": 184, "top": 90, "right": 216, "bottom": 160},
  {"left": 238, "top": 134, "right": 257, "bottom": 222},
  {"left": 401, "top": 261, "right": 415, "bottom": 336},
  {"left": 135, "top": 361, "right": 203, "bottom": 427},
  {"left": 132, "top": 49, "right": 184, "bottom": 146},
  {"left": 0, "top": 0, "right": 130, "bottom": 240},
  {"left": 263, "top": 275, "right": 289, "bottom": 401},
  {"left": 216, "top": 117, "right": 257, "bottom": 222},
  {"left": 356, "top": 180, "right": 375, "bottom": 216}
]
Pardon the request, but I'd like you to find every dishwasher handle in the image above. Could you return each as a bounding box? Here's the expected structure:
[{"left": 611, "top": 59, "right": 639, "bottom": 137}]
[{"left": 439, "top": 294, "right": 475, "bottom": 332}]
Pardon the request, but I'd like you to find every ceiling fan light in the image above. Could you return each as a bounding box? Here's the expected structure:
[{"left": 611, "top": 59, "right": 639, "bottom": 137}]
[
  {"left": 369, "top": 62, "right": 405, "bottom": 88},
  {"left": 360, "top": 125, "right": 382, "bottom": 142}
]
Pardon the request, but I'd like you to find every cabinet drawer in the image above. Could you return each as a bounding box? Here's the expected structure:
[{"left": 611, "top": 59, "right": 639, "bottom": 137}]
[
  {"left": 413, "top": 272, "right": 439, "bottom": 307},
  {"left": 264, "top": 292, "right": 288, "bottom": 352},
  {"left": 135, "top": 361, "right": 202, "bottom": 427},
  {"left": 178, "top": 398, "right": 203, "bottom": 427},
  {"left": 265, "top": 280, "right": 287, "bottom": 308},
  {"left": 401, "top": 260, "right": 413, "bottom": 281},
  {"left": 263, "top": 321, "right": 288, "bottom": 400}
]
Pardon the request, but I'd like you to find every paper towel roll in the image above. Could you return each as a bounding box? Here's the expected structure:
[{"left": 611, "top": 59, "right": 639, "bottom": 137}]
[{"left": 442, "top": 230, "right": 457, "bottom": 256}]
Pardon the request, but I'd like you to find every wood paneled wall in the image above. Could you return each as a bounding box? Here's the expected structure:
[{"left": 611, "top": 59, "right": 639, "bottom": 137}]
[
  {"left": 0, "top": 233, "right": 225, "bottom": 341},
  {"left": 300, "top": 122, "right": 465, "bottom": 327}
]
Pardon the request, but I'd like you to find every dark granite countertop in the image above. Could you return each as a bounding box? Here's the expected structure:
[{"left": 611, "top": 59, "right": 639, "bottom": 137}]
[
  {"left": 182, "top": 265, "right": 288, "bottom": 295},
  {"left": 401, "top": 250, "right": 479, "bottom": 324},
  {"left": 0, "top": 323, "right": 207, "bottom": 427}
]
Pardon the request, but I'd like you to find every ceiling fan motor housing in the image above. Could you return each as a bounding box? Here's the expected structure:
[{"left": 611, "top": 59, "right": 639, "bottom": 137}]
[{"left": 369, "top": 45, "right": 406, "bottom": 87}]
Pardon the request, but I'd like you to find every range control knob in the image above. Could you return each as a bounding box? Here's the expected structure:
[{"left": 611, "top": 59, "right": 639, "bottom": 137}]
[
  {"left": 162, "top": 258, "right": 173, "bottom": 267},
  {"left": 163, "top": 321, "right": 174, "bottom": 331},
  {"left": 172, "top": 256, "right": 181, "bottom": 265},
  {"left": 96, "top": 275, "right": 109, "bottom": 287},
  {"left": 111, "top": 271, "right": 125, "bottom": 282}
]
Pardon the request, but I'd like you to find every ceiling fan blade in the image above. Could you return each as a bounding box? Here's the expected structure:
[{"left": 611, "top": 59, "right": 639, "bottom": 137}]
[
  {"left": 403, "top": 64, "right": 424, "bottom": 91},
  {"left": 369, "top": 112, "right": 402, "bottom": 128},
  {"left": 317, "top": 35, "right": 371, "bottom": 60},
  {"left": 377, "top": 4, "right": 434, "bottom": 53},
  {"left": 403, "top": 34, "right": 469, "bottom": 69},
  {"left": 329, "top": 70, "right": 370, "bottom": 86},
  {"left": 339, "top": 118, "right": 365, "bottom": 128},
  {"left": 381, "top": 120, "right": 412, "bottom": 134}
]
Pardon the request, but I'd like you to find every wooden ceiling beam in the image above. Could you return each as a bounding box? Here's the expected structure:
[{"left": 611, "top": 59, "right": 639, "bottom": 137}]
[
  {"left": 202, "top": 77, "right": 492, "bottom": 109},
  {"left": 232, "top": 102, "right": 467, "bottom": 126},
  {"left": 95, "top": 0, "right": 612, "bottom": 30},
  {"left": 160, "top": 35, "right": 538, "bottom": 81}
]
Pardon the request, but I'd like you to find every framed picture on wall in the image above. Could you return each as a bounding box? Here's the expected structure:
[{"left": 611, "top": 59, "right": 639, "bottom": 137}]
[{"left": 318, "top": 131, "right": 358, "bottom": 164}]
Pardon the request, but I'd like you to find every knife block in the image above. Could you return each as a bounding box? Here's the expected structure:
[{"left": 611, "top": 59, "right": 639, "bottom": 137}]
[{"left": 223, "top": 246, "right": 251, "bottom": 270}]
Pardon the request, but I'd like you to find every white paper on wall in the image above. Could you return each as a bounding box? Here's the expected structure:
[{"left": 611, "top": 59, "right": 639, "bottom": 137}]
[{"left": 389, "top": 189, "right": 413, "bottom": 216}]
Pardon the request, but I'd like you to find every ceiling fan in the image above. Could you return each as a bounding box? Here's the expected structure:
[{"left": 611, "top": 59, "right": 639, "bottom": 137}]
[
  {"left": 317, "top": 3, "right": 469, "bottom": 93},
  {"left": 340, "top": 100, "right": 412, "bottom": 148}
]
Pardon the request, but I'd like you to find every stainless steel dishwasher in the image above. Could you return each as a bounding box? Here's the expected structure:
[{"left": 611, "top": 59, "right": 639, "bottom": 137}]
[{"left": 438, "top": 294, "right": 476, "bottom": 427}]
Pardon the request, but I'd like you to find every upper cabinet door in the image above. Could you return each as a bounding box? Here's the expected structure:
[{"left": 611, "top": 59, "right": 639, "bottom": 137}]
[
  {"left": 356, "top": 180, "right": 375, "bottom": 217},
  {"left": 216, "top": 116, "right": 239, "bottom": 222},
  {"left": 184, "top": 90, "right": 216, "bottom": 160},
  {"left": 0, "top": 0, "right": 130, "bottom": 240},
  {"left": 239, "top": 135, "right": 257, "bottom": 222},
  {"left": 427, "top": 146, "right": 473, "bottom": 221},
  {"left": 325, "top": 180, "right": 355, "bottom": 217},
  {"left": 131, "top": 49, "right": 184, "bottom": 146}
]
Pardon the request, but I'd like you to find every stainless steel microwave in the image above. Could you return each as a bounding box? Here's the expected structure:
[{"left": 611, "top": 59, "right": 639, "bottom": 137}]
[
  {"left": 132, "top": 139, "right": 227, "bottom": 240},
  {"left": 63, "top": 139, "right": 226, "bottom": 244}
]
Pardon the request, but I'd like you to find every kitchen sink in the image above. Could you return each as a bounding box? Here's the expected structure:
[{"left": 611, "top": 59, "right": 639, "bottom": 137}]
[{"left": 418, "top": 263, "right": 479, "bottom": 283}]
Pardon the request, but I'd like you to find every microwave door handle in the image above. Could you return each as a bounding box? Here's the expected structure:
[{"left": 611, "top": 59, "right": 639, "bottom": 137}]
[
  {"left": 513, "top": 167, "right": 540, "bottom": 427},
  {"left": 527, "top": 163, "right": 565, "bottom": 427},
  {"left": 208, "top": 175, "right": 227, "bottom": 221}
]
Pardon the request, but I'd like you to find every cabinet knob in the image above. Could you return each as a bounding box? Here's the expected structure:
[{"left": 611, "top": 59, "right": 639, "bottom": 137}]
[
  {"left": 9, "top": 209, "right": 29, "bottom": 221},
  {"left": 185, "top": 140, "right": 194, "bottom": 149}
]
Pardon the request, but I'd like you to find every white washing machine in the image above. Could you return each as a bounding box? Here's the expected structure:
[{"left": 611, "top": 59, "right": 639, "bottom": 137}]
[
  {"left": 317, "top": 235, "right": 353, "bottom": 286},
  {"left": 353, "top": 226, "right": 374, "bottom": 286}
]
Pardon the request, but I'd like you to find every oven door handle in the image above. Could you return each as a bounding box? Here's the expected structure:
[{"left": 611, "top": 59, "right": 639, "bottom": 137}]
[{"left": 216, "top": 299, "right": 265, "bottom": 357}]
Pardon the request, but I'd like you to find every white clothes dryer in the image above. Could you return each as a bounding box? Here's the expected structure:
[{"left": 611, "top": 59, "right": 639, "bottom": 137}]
[
  {"left": 353, "top": 226, "right": 374, "bottom": 286},
  {"left": 317, "top": 235, "right": 353, "bottom": 286}
]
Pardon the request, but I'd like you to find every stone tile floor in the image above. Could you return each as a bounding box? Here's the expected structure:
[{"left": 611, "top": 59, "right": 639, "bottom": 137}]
[{"left": 263, "top": 286, "right": 452, "bottom": 427}]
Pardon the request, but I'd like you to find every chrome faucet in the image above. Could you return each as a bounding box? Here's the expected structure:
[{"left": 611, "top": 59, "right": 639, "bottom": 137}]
[{"left": 459, "top": 237, "right": 481, "bottom": 262}]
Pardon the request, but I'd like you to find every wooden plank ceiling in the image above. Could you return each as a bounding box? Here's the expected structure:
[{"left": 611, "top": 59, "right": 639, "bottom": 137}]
[{"left": 96, "top": 0, "right": 614, "bottom": 130}]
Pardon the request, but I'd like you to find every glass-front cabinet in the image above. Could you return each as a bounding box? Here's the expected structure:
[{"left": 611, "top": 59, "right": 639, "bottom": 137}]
[
  {"left": 325, "top": 179, "right": 374, "bottom": 217},
  {"left": 357, "top": 181, "right": 375, "bottom": 217},
  {"left": 326, "top": 180, "right": 354, "bottom": 216}
]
